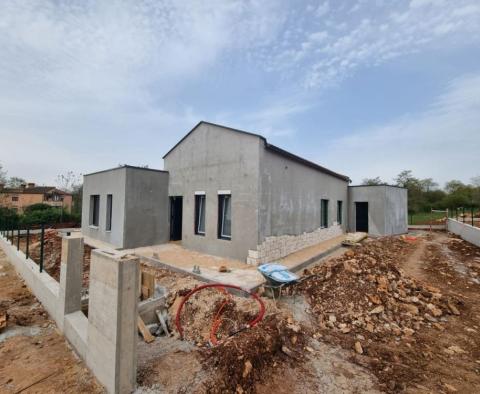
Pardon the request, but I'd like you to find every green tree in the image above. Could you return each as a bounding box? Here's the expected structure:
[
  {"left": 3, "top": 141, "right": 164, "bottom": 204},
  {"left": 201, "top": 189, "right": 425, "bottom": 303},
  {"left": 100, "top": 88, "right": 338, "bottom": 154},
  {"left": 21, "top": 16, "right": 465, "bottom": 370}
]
[
  {"left": 361, "top": 177, "right": 385, "bottom": 186},
  {"left": 394, "top": 170, "right": 424, "bottom": 213}
]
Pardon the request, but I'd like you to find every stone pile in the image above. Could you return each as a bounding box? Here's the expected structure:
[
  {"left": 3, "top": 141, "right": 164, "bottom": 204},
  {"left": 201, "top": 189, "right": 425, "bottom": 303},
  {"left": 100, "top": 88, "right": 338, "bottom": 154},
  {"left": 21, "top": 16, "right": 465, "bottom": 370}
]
[{"left": 295, "top": 238, "right": 462, "bottom": 350}]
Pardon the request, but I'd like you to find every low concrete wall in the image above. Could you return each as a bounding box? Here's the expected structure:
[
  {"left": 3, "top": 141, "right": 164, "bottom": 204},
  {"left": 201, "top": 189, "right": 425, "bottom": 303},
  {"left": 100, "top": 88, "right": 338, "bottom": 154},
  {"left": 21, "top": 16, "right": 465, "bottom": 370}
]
[
  {"left": 447, "top": 218, "right": 480, "bottom": 247},
  {"left": 0, "top": 233, "right": 140, "bottom": 394}
]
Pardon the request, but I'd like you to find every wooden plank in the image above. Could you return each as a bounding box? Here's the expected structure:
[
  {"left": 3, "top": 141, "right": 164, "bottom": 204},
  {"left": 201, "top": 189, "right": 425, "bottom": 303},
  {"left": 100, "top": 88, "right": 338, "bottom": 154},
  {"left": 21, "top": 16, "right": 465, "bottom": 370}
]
[
  {"left": 137, "top": 316, "right": 155, "bottom": 343},
  {"left": 141, "top": 271, "right": 155, "bottom": 300}
]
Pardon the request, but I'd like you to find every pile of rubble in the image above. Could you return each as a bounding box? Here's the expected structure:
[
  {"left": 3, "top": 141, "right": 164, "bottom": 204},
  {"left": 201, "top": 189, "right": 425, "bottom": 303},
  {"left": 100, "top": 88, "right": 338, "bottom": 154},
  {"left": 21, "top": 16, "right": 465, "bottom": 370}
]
[
  {"left": 201, "top": 314, "right": 307, "bottom": 393},
  {"left": 294, "top": 237, "right": 462, "bottom": 352}
]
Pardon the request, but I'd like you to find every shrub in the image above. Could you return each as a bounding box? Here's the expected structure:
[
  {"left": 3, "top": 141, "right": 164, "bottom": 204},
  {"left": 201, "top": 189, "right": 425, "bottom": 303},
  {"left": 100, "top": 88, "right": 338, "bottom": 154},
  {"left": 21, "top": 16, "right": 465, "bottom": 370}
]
[{"left": 24, "top": 203, "right": 53, "bottom": 213}]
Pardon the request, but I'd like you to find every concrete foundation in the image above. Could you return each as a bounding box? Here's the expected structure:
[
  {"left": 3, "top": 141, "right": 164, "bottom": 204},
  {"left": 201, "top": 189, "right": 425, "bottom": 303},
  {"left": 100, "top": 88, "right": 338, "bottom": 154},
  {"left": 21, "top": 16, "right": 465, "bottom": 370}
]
[{"left": 247, "top": 224, "right": 343, "bottom": 265}]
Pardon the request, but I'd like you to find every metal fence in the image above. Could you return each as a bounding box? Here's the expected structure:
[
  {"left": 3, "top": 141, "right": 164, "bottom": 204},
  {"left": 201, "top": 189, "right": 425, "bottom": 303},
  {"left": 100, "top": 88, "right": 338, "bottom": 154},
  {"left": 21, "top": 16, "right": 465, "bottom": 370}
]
[{"left": 0, "top": 223, "right": 46, "bottom": 272}]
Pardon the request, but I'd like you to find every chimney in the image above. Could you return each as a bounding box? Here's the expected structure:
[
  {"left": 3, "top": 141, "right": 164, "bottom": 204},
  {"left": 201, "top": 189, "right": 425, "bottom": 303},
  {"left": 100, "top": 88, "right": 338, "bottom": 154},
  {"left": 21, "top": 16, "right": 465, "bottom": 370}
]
[
  {"left": 20, "top": 183, "right": 26, "bottom": 190},
  {"left": 27, "top": 182, "right": 35, "bottom": 188},
  {"left": 0, "top": 183, "right": 4, "bottom": 190}
]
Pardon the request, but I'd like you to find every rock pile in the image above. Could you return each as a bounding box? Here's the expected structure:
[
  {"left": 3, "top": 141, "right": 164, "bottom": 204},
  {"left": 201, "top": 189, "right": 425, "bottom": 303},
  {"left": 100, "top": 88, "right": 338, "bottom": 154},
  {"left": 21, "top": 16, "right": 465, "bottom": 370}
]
[{"left": 294, "top": 238, "right": 462, "bottom": 349}]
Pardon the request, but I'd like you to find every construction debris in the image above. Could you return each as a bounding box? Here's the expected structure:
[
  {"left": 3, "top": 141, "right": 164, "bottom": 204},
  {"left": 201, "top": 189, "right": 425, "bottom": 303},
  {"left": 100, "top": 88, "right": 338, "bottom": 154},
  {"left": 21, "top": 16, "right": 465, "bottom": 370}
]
[
  {"left": 138, "top": 316, "right": 155, "bottom": 344},
  {"left": 342, "top": 232, "right": 368, "bottom": 246}
]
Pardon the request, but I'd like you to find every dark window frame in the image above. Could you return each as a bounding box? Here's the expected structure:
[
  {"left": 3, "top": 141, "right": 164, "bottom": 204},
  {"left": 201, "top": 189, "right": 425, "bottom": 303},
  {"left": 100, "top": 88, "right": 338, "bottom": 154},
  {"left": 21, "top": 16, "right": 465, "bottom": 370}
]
[
  {"left": 90, "top": 195, "right": 100, "bottom": 227},
  {"left": 194, "top": 194, "right": 206, "bottom": 236},
  {"left": 337, "top": 200, "right": 343, "bottom": 225},
  {"left": 218, "top": 194, "right": 232, "bottom": 240},
  {"left": 106, "top": 194, "right": 113, "bottom": 231},
  {"left": 321, "top": 199, "right": 329, "bottom": 228},
  {"left": 11, "top": 196, "right": 19, "bottom": 202}
]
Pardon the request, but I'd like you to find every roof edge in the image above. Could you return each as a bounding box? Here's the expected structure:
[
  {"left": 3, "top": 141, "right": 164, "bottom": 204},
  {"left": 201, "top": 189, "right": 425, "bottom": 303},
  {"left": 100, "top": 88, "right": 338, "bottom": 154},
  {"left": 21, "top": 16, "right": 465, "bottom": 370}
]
[
  {"left": 349, "top": 184, "right": 406, "bottom": 189},
  {"left": 84, "top": 165, "right": 168, "bottom": 177},
  {"left": 162, "top": 120, "right": 265, "bottom": 159}
]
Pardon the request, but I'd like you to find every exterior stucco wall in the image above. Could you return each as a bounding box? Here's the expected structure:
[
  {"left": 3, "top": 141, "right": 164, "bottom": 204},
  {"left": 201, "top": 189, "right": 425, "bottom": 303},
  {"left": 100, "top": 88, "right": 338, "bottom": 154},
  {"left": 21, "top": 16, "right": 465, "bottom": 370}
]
[
  {"left": 385, "top": 186, "right": 408, "bottom": 235},
  {"left": 348, "top": 186, "right": 386, "bottom": 236},
  {"left": 82, "top": 167, "right": 169, "bottom": 249},
  {"left": 164, "top": 123, "right": 262, "bottom": 261},
  {"left": 82, "top": 168, "right": 127, "bottom": 248},
  {"left": 258, "top": 148, "right": 349, "bottom": 241},
  {"left": 348, "top": 185, "right": 407, "bottom": 236},
  {"left": 123, "top": 168, "right": 169, "bottom": 249}
]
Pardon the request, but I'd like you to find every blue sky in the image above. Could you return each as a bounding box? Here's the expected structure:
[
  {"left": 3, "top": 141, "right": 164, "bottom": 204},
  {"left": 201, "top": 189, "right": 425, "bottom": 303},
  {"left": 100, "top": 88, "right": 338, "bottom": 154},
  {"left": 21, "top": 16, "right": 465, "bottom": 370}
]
[{"left": 0, "top": 0, "right": 479, "bottom": 186}]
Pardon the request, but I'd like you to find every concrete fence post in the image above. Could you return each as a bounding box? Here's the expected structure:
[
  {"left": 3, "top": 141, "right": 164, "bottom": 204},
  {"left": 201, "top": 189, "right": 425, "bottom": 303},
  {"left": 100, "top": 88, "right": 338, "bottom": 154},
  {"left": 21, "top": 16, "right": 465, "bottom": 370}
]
[
  {"left": 58, "top": 236, "right": 84, "bottom": 331},
  {"left": 86, "top": 250, "right": 139, "bottom": 394}
]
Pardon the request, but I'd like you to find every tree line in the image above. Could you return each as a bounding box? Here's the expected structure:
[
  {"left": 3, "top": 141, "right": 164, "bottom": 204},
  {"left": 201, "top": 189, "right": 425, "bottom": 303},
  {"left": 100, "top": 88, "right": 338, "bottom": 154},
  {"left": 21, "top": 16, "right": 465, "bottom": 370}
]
[{"left": 362, "top": 170, "right": 480, "bottom": 214}]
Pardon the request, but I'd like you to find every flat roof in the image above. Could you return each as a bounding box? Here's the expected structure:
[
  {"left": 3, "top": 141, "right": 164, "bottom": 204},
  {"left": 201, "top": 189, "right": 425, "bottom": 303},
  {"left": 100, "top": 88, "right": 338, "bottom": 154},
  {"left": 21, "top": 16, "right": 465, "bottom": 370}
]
[
  {"left": 84, "top": 165, "right": 168, "bottom": 177},
  {"left": 163, "top": 121, "right": 351, "bottom": 182}
]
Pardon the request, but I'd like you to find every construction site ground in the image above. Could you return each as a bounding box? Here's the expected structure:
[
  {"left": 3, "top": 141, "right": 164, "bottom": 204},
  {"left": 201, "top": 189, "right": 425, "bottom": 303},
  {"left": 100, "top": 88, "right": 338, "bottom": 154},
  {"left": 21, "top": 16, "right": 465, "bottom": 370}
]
[
  {"left": 2, "top": 230, "right": 480, "bottom": 393},
  {"left": 0, "top": 249, "right": 102, "bottom": 393},
  {"left": 137, "top": 230, "right": 480, "bottom": 393},
  {"left": 133, "top": 234, "right": 345, "bottom": 290}
]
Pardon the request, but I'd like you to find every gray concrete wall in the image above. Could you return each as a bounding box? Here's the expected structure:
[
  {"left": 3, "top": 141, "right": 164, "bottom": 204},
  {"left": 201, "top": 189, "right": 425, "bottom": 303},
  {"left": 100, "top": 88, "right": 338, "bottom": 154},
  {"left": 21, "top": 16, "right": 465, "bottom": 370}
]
[
  {"left": 82, "top": 166, "right": 169, "bottom": 249},
  {"left": 348, "top": 186, "right": 386, "bottom": 236},
  {"left": 164, "top": 123, "right": 262, "bottom": 261},
  {"left": 82, "top": 167, "right": 127, "bottom": 248},
  {"left": 258, "top": 148, "right": 349, "bottom": 242},
  {"left": 447, "top": 218, "right": 480, "bottom": 247},
  {"left": 123, "top": 167, "right": 169, "bottom": 249},
  {"left": 348, "top": 185, "right": 407, "bottom": 236},
  {"left": 385, "top": 186, "right": 408, "bottom": 234}
]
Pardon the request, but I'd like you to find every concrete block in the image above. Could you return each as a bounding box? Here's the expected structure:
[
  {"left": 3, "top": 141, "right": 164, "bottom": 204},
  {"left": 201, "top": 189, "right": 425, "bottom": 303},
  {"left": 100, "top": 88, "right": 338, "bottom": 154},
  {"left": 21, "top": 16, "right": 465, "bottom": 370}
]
[
  {"left": 59, "top": 236, "right": 84, "bottom": 330},
  {"left": 86, "top": 250, "right": 139, "bottom": 394}
]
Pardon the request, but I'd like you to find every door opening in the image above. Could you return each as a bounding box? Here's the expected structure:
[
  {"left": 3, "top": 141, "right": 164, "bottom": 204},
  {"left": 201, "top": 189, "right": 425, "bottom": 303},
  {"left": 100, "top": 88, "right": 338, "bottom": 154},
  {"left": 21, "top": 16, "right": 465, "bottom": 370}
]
[
  {"left": 355, "top": 202, "right": 369, "bottom": 232},
  {"left": 170, "top": 196, "right": 183, "bottom": 241}
]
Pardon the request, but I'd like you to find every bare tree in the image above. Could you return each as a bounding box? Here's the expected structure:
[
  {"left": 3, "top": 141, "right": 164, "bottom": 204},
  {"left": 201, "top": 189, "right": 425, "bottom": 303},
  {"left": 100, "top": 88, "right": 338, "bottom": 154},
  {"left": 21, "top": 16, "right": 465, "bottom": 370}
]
[
  {"left": 0, "top": 163, "right": 6, "bottom": 183},
  {"left": 7, "top": 176, "right": 26, "bottom": 187},
  {"left": 56, "top": 171, "right": 82, "bottom": 193}
]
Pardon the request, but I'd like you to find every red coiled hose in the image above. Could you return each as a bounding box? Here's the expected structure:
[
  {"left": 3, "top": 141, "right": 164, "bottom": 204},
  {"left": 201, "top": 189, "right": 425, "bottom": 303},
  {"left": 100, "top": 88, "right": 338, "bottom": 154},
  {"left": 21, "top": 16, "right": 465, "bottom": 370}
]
[{"left": 174, "top": 283, "right": 266, "bottom": 341}]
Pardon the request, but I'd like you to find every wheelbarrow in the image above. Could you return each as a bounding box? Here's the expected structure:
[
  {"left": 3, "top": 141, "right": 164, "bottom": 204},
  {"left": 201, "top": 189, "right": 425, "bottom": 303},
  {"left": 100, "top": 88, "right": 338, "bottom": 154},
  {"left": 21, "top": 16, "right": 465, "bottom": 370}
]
[{"left": 257, "top": 263, "right": 299, "bottom": 301}]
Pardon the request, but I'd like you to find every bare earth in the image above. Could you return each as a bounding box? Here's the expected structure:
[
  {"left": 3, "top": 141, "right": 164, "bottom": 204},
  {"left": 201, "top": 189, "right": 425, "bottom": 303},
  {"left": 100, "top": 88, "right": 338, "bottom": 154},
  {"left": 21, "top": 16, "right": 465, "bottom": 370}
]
[{"left": 0, "top": 249, "right": 103, "bottom": 394}]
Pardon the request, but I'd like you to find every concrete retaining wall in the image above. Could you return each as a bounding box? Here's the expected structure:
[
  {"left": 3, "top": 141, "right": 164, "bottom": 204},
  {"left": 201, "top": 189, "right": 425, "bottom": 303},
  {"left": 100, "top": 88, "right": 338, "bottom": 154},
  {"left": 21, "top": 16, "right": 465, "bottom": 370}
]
[
  {"left": 447, "top": 218, "right": 480, "bottom": 247},
  {"left": 0, "top": 233, "right": 139, "bottom": 393}
]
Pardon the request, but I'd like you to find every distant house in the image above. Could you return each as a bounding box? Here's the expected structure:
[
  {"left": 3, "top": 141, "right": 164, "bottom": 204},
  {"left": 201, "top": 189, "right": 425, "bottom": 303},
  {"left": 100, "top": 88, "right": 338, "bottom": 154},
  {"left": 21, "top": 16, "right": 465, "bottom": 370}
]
[
  {"left": 0, "top": 182, "right": 73, "bottom": 213},
  {"left": 82, "top": 121, "right": 408, "bottom": 264}
]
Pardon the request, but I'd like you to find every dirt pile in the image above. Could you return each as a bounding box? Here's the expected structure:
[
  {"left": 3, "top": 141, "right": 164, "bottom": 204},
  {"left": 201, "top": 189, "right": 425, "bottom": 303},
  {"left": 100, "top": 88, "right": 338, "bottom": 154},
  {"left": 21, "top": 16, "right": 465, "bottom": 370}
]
[
  {"left": 295, "top": 237, "right": 459, "bottom": 338},
  {"left": 292, "top": 236, "right": 465, "bottom": 391},
  {"left": 201, "top": 314, "right": 307, "bottom": 394}
]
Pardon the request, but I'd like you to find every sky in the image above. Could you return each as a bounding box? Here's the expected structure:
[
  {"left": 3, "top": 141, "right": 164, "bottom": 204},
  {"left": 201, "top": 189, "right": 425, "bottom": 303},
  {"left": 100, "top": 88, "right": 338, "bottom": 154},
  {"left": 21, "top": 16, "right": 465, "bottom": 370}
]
[{"left": 0, "top": 0, "right": 479, "bottom": 187}]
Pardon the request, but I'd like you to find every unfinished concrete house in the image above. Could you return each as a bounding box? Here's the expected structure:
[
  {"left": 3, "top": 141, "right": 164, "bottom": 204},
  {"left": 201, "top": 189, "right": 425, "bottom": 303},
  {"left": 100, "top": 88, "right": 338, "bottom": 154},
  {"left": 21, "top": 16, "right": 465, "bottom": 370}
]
[{"left": 82, "top": 121, "right": 407, "bottom": 264}]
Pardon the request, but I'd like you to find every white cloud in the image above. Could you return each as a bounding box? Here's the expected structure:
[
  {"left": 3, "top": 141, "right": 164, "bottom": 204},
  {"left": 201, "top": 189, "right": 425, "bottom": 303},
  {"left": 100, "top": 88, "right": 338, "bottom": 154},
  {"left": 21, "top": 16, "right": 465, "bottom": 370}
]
[
  {"left": 320, "top": 74, "right": 480, "bottom": 185},
  {"left": 0, "top": 0, "right": 286, "bottom": 183},
  {"left": 261, "top": 0, "right": 480, "bottom": 89}
]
